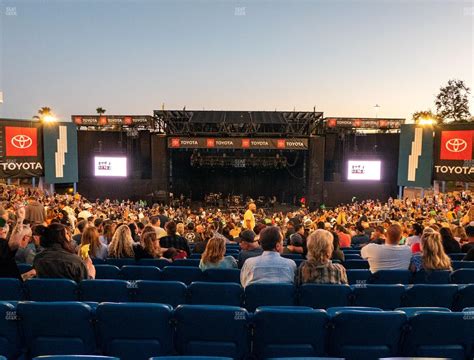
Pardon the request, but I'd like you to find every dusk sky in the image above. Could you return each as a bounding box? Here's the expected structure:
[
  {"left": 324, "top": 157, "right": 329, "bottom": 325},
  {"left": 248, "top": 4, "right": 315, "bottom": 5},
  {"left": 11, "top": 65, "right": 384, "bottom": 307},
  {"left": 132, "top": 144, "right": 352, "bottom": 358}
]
[{"left": 0, "top": 0, "right": 472, "bottom": 122}]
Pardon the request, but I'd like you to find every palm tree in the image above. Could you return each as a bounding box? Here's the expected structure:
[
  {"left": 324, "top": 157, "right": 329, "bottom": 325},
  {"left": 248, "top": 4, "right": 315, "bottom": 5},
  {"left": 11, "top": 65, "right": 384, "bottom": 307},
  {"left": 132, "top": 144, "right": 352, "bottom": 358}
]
[
  {"left": 96, "top": 107, "right": 106, "bottom": 116},
  {"left": 33, "top": 107, "right": 53, "bottom": 121}
]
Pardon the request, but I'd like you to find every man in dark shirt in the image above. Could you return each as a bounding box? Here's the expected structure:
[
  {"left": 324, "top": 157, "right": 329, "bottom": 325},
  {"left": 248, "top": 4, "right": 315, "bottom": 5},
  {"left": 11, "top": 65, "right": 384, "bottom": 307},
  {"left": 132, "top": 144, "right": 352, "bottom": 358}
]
[
  {"left": 158, "top": 208, "right": 169, "bottom": 229},
  {"left": 0, "top": 220, "right": 27, "bottom": 279},
  {"left": 351, "top": 224, "right": 370, "bottom": 248},
  {"left": 461, "top": 226, "right": 474, "bottom": 253},
  {"left": 237, "top": 230, "right": 263, "bottom": 268}
]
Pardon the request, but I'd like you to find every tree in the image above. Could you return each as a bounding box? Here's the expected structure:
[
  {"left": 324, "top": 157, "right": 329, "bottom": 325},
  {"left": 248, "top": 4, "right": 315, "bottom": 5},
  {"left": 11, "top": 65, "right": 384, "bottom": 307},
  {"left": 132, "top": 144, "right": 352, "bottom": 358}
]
[
  {"left": 435, "top": 79, "right": 471, "bottom": 122},
  {"left": 96, "top": 107, "right": 106, "bottom": 116},
  {"left": 412, "top": 110, "right": 442, "bottom": 125},
  {"left": 33, "top": 107, "right": 52, "bottom": 120}
]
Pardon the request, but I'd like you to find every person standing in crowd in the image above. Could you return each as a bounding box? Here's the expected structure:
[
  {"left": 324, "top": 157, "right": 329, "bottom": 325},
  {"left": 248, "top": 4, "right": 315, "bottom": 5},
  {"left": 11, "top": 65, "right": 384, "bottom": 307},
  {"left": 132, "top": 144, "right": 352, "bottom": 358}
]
[
  {"left": 150, "top": 216, "right": 167, "bottom": 239},
  {"left": 410, "top": 229, "right": 452, "bottom": 272},
  {"left": 240, "top": 226, "right": 296, "bottom": 288},
  {"left": 159, "top": 221, "right": 191, "bottom": 256},
  {"left": 237, "top": 229, "right": 262, "bottom": 268},
  {"left": 361, "top": 224, "right": 412, "bottom": 273},
  {"left": 243, "top": 202, "right": 256, "bottom": 231},
  {"left": 296, "top": 229, "right": 348, "bottom": 285},
  {"left": 25, "top": 196, "right": 46, "bottom": 225},
  {"left": 199, "top": 236, "right": 237, "bottom": 271}
]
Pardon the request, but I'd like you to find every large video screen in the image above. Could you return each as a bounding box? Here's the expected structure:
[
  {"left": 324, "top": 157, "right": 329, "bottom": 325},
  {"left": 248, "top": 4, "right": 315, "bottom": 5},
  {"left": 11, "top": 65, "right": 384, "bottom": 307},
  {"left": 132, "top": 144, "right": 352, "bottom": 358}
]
[
  {"left": 94, "top": 156, "right": 127, "bottom": 177},
  {"left": 347, "top": 160, "right": 381, "bottom": 181}
]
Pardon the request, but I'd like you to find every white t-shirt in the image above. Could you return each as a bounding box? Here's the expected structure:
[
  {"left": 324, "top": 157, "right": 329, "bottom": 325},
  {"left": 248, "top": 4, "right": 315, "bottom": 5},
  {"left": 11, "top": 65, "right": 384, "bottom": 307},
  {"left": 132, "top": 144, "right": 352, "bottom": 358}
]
[
  {"left": 361, "top": 243, "right": 412, "bottom": 273},
  {"left": 406, "top": 235, "right": 420, "bottom": 247}
]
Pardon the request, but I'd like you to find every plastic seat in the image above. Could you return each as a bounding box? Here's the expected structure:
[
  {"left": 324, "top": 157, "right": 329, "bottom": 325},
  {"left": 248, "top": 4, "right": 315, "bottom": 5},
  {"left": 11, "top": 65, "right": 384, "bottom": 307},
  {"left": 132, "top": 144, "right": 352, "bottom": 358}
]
[
  {"left": 450, "top": 269, "right": 474, "bottom": 284},
  {"left": 96, "top": 303, "right": 173, "bottom": 360},
  {"left": 449, "top": 253, "right": 467, "bottom": 261},
  {"left": 91, "top": 258, "right": 106, "bottom": 265},
  {"left": 137, "top": 258, "right": 172, "bottom": 269},
  {"left": 244, "top": 283, "right": 296, "bottom": 312},
  {"left": 33, "top": 357, "right": 119, "bottom": 360},
  {"left": 79, "top": 280, "right": 130, "bottom": 302},
  {"left": 132, "top": 280, "right": 187, "bottom": 308},
  {"left": 174, "top": 305, "right": 250, "bottom": 359},
  {"left": 298, "top": 284, "right": 351, "bottom": 309},
  {"left": 328, "top": 310, "right": 407, "bottom": 360},
  {"left": 150, "top": 357, "right": 233, "bottom": 360},
  {"left": 25, "top": 278, "right": 78, "bottom": 301},
  {"left": 402, "top": 312, "right": 474, "bottom": 360},
  {"left": 344, "top": 254, "right": 362, "bottom": 260},
  {"left": 120, "top": 265, "right": 161, "bottom": 281},
  {"left": 94, "top": 265, "right": 122, "bottom": 279},
  {"left": 346, "top": 270, "right": 371, "bottom": 285},
  {"left": 452, "top": 284, "right": 474, "bottom": 311},
  {"left": 326, "top": 306, "right": 382, "bottom": 317},
  {"left": 351, "top": 284, "right": 405, "bottom": 310},
  {"left": 412, "top": 270, "right": 451, "bottom": 284},
  {"left": 171, "top": 259, "right": 201, "bottom": 267},
  {"left": 0, "top": 301, "right": 20, "bottom": 359},
  {"left": 161, "top": 267, "right": 203, "bottom": 285},
  {"left": 187, "top": 282, "right": 243, "bottom": 306},
  {"left": 451, "top": 261, "right": 474, "bottom": 270},
  {"left": 203, "top": 269, "right": 241, "bottom": 283},
  {"left": 105, "top": 258, "right": 136, "bottom": 267},
  {"left": 368, "top": 270, "right": 412, "bottom": 284},
  {"left": 343, "top": 260, "right": 369, "bottom": 270},
  {"left": 402, "top": 285, "right": 458, "bottom": 308},
  {"left": 18, "top": 302, "right": 96, "bottom": 358},
  {"left": 0, "top": 278, "right": 23, "bottom": 301},
  {"left": 394, "top": 307, "right": 451, "bottom": 317},
  {"left": 253, "top": 307, "right": 329, "bottom": 358}
]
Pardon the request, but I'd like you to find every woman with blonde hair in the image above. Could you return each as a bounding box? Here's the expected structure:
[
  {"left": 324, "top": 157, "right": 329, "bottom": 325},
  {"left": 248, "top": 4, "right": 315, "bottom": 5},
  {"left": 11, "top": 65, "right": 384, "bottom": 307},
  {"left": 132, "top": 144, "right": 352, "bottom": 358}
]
[
  {"left": 410, "top": 229, "right": 452, "bottom": 272},
  {"left": 79, "top": 226, "right": 108, "bottom": 260},
  {"left": 108, "top": 224, "right": 135, "bottom": 258},
  {"left": 134, "top": 226, "right": 168, "bottom": 260},
  {"left": 199, "top": 236, "right": 237, "bottom": 271},
  {"left": 296, "top": 229, "right": 348, "bottom": 285}
]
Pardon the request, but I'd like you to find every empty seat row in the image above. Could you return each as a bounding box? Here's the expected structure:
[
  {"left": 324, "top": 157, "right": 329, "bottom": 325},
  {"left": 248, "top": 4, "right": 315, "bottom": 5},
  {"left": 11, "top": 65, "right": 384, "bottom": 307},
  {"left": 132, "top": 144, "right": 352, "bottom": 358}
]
[
  {"left": 0, "top": 279, "right": 473, "bottom": 311},
  {"left": 1, "top": 302, "right": 474, "bottom": 360}
]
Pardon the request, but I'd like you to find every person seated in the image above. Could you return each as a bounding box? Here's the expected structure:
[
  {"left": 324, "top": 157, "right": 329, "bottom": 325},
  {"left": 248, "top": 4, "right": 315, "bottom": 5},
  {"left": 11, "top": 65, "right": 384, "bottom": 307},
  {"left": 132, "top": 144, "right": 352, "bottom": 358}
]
[
  {"left": 335, "top": 225, "right": 351, "bottom": 248},
  {"left": 370, "top": 225, "right": 386, "bottom": 245},
  {"left": 331, "top": 231, "right": 345, "bottom": 262},
  {"left": 199, "top": 236, "right": 237, "bottom": 271},
  {"left": 406, "top": 223, "right": 423, "bottom": 252},
  {"left": 351, "top": 224, "right": 370, "bottom": 248},
  {"left": 108, "top": 224, "right": 135, "bottom": 258},
  {"left": 463, "top": 247, "right": 474, "bottom": 261},
  {"left": 134, "top": 227, "right": 169, "bottom": 261},
  {"left": 361, "top": 224, "right": 412, "bottom": 273},
  {"left": 33, "top": 223, "right": 95, "bottom": 282},
  {"left": 410, "top": 228, "right": 452, "bottom": 272},
  {"left": 461, "top": 225, "right": 474, "bottom": 253},
  {"left": 13, "top": 224, "right": 34, "bottom": 264},
  {"left": 240, "top": 226, "right": 297, "bottom": 288},
  {"left": 159, "top": 221, "right": 191, "bottom": 256},
  {"left": 0, "top": 220, "right": 31, "bottom": 279},
  {"left": 296, "top": 229, "right": 348, "bottom": 285},
  {"left": 78, "top": 226, "right": 108, "bottom": 260},
  {"left": 439, "top": 227, "right": 461, "bottom": 254},
  {"left": 237, "top": 229, "right": 263, "bottom": 268},
  {"left": 284, "top": 224, "right": 306, "bottom": 254}
]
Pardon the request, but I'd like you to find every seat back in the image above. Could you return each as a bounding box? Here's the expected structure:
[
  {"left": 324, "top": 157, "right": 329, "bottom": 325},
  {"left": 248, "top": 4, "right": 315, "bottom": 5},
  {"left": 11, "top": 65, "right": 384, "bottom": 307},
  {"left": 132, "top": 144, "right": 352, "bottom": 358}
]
[
  {"left": 449, "top": 253, "right": 467, "bottom": 261},
  {"left": 328, "top": 310, "right": 407, "bottom": 360},
  {"left": 395, "top": 307, "right": 451, "bottom": 317},
  {"left": 120, "top": 265, "right": 161, "bottom": 281},
  {"left": 403, "top": 284, "right": 458, "bottom": 308},
  {"left": 253, "top": 307, "right": 328, "bottom": 358},
  {"left": 79, "top": 280, "right": 130, "bottom": 302},
  {"left": 343, "top": 260, "right": 369, "bottom": 269},
  {"left": 0, "top": 278, "right": 23, "bottom": 301},
  {"left": 298, "top": 284, "right": 351, "bottom": 309},
  {"left": 450, "top": 269, "right": 474, "bottom": 284},
  {"left": 25, "top": 278, "right": 78, "bottom": 301},
  {"left": 244, "top": 283, "right": 296, "bottom": 312},
  {"left": 0, "top": 301, "right": 20, "bottom": 359},
  {"left": 346, "top": 270, "right": 371, "bottom": 285},
  {"left": 136, "top": 258, "right": 172, "bottom": 269},
  {"left": 368, "top": 270, "right": 412, "bottom": 284},
  {"left": 161, "top": 267, "right": 203, "bottom": 285},
  {"left": 105, "top": 258, "right": 136, "bottom": 267},
  {"left": 94, "top": 265, "right": 122, "bottom": 280},
  {"left": 132, "top": 281, "right": 187, "bottom": 308},
  {"left": 453, "top": 284, "right": 474, "bottom": 311},
  {"left": 452, "top": 260, "right": 474, "bottom": 270},
  {"left": 174, "top": 305, "right": 250, "bottom": 359},
  {"left": 96, "top": 303, "right": 173, "bottom": 360},
  {"left": 412, "top": 270, "right": 451, "bottom": 284},
  {"left": 171, "top": 259, "right": 201, "bottom": 267},
  {"left": 187, "top": 282, "right": 243, "bottom": 306},
  {"left": 351, "top": 284, "right": 405, "bottom": 310},
  {"left": 203, "top": 269, "right": 241, "bottom": 283},
  {"left": 18, "top": 302, "right": 96, "bottom": 358}
]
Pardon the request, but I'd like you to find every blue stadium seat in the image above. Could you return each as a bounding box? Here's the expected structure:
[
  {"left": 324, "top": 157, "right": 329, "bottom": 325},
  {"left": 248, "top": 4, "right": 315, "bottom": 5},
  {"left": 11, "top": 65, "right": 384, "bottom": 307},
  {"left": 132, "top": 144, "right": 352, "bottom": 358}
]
[
  {"left": 203, "top": 269, "right": 241, "bottom": 283},
  {"left": 326, "top": 306, "right": 382, "bottom": 317},
  {"left": 343, "top": 260, "right": 369, "bottom": 269},
  {"left": 368, "top": 270, "right": 412, "bottom": 284},
  {"left": 394, "top": 307, "right": 451, "bottom": 317},
  {"left": 344, "top": 254, "right": 362, "bottom": 260},
  {"left": 187, "top": 282, "right": 243, "bottom": 306},
  {"left": 244, "top": 283, "right": 296, "bottom": 312},
  {"left": 18, "top": 302, "right": 96, "bottom": 358},
  {"left": 91, "top": 258, "right": 107, "bottom": 265},
  {"left": 33, "top": 357, "right": 119, "bottom": 360},
  {"left": 346, "top": 269, "right": 371, "bottom": 285},
  {"left": 96, "top": 303, "right": 173, "bottom": 360},
  {"left": 298, "top": 284, "right": 351, "bottom": 309},
  {"left": 94, "top": 265, "right": 122, "bottom": 279},
  {"left": 452, "top": 284, "right": 474, "bottom": 311},
  {"left": 449, "top": 253, "right": 467, "bottom": 261},
  {"left": 25, "top": 278, "right": 78, "bottom": 301},
  {"left": 452, "top": 260, "right": 474, "bottom": 270},
  {"left": 189, "top": 254, "right": 202, "bottom": 259},
  {"left": 150, "top": 357, "right": 233, "bottom": 360},
  {"left": 79, "top": 280, "right": 130, "bottom": 302},
  {"left": 174, "top": 305, "right": 250, "bottom": 359},
  {"left": 0, "top": 278, "right": 23, "bottom": 301},
  {"left": 450, "top": 269, "right": 474, "bottom": 284},
  {"left": 161, "top": 266, "right": 203, "bottom": 285},
  {"left": 132, "top": 280, "right": 187, "bottom": 308},
  {"left": 105, "top": 258, "right": 136, "bottom": 267},
  {"left": 253, "top": 307, "right": 329, "bottom": 358},
  {"left": 137, "top": 258, "right": 172, "bottom": 269},
  {"left": 120, "top": 265, "right": 161, "bottom": 281},
  {"left": 342, "top": 249, "right": 360, "bottom": 254},
  {"left": 351, "top": 285, "right": 405, "bottom": 310},
  {"left": 17, "top": 263, "right": 33, "bottom": 274},
  {"left": 412, "top": 270, "right": 451, "bottom": 284},
  {"left": 0, "top": 301, "right": 20, "bottom": 359},
  {"left": 171, "top": 259, "right": 201, "bottom": 267},
  {"left": 282, "top": 254, "right": 304, "bottom": 260},
  {"left": 328, "top": 310, "right": 407, "bottom": 360},
  {"left": 402, "top": 312, "right": 474, "bottom": 360},
  {"left": 463, "top": 307, "right": 474, "bottom": 312},
  {"left": 402, "top": 285, "right": 458, "bottom": 308}
]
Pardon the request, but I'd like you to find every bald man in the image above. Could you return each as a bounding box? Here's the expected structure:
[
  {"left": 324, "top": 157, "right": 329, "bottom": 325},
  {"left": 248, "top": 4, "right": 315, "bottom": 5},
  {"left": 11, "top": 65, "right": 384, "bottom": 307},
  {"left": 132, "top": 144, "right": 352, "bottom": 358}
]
[{"left": 243, "top": 203, "right": 256, "bottom": 231}]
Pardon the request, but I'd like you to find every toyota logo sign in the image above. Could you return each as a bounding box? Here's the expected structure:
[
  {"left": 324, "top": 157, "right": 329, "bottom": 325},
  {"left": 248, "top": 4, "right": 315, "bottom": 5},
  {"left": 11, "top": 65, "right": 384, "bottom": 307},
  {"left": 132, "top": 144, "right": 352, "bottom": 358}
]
[
  {"left": 11, "top": 135, "right": 33, "bottom": 149},
  {"left": 445, "top": 138, "right": 468, "bottom": 153}
]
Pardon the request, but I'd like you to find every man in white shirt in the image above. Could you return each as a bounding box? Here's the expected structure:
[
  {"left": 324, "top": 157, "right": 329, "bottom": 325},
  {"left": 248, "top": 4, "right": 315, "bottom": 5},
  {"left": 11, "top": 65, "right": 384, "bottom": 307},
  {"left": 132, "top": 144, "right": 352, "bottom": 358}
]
[
  {"left": 361, "top": 224, "right": 412, "bottom": 273},
  {"left": 240, "top": 226, "right": 296, "bottom": 288}
]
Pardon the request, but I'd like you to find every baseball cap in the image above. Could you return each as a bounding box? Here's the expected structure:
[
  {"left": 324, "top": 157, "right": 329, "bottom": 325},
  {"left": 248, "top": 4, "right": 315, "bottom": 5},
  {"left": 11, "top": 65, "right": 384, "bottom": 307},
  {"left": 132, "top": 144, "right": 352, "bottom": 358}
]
[{"left": 236, "top": 229, "right": 256, "bottom": 243}]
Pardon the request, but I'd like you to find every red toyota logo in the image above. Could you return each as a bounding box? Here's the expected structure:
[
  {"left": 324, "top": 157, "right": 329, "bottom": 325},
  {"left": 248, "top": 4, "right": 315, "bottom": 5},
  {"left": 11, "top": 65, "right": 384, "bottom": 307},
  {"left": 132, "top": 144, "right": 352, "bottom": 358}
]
[
  {"left": 445, "top": 138, "right": 467, "bottom": 153},
  {"left": 171, "top": 138, "right": 180, "bottom": 147},
  {"left": 207, "top": 139, "right": 215, "bottom": 147},
  {"left": 242, "top": 139, "right": 250, "bottom": 148},
  {"left": 440, "top": 130, "right": 473, "bottom": 160},
  {"left": 5, "top": 127, "right": 38, "bottom": 157},
  {"left": 11, "top": 135, "right": 32, "bottom": 149},
  {"left": 277, "top": 139, "right": 286, "bottom": 149}
]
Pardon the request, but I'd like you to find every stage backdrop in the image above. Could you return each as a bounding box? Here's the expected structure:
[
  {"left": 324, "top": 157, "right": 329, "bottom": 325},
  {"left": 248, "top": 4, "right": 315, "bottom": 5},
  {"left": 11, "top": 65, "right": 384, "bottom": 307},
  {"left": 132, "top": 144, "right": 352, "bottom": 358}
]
[
  {"left": 397, "top": 124, "right": 433, "bottom": 187},
  {"left": 0, "top": 119, "right": 43, "bottom": 178},
  {"left": 433, "top": 124, "right": 474, "bottom": 182},
  {"left": 43, "top": 122, "right": 78, "bottom": 184}
]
